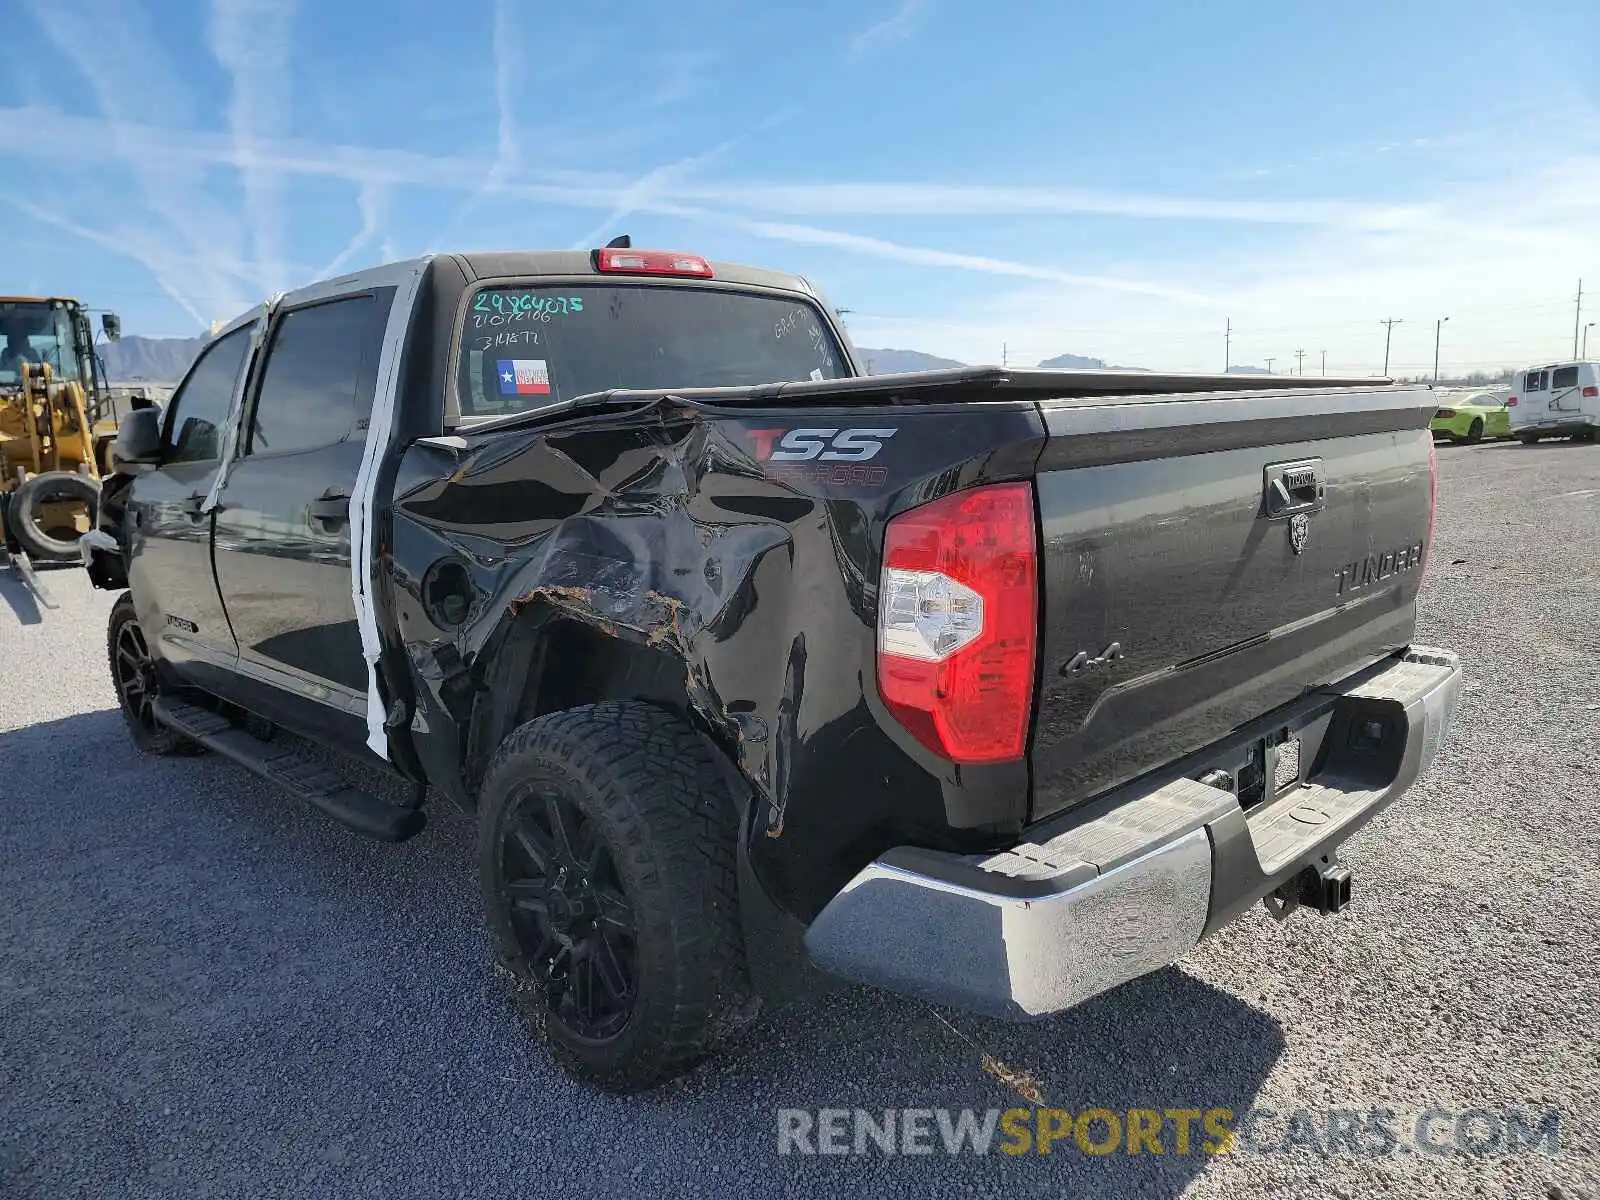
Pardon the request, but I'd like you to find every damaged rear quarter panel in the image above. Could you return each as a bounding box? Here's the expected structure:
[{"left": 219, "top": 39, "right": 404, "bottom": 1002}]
[{"left": 385, "top": 394, "right": 1045, "bottom": 920}]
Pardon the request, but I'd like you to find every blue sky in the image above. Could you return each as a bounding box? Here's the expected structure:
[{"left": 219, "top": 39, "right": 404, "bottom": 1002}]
[{"left": 4, "top": 0, "right": 1599, "bottom": 375}]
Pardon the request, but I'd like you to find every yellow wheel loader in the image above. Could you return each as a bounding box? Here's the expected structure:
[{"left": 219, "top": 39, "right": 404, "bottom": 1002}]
[{"left": 0, "top": 295, "right": 129, "bottom": 567}]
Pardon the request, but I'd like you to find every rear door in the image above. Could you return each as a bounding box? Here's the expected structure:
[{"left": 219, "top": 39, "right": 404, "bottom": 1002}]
[
  {"left": 1549, "top": 365, "right": 1581, "bottom": 421},
  {"left": 210, "top": 291, "right": 391, "bottom": 750},
  {"left": 1523, "top": 368, "right": 1551, "bottom": 425},
  {"left": 124, "top": 325, "right": 253, "bottom": 691}
]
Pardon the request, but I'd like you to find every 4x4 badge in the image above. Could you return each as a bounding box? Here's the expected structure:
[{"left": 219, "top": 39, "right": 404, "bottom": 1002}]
[{"left": 1289, "top": 512, "right": 1310, "bottom": 554}]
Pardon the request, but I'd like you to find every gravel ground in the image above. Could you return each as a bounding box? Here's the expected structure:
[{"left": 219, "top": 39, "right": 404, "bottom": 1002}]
[{"left": 2, "top": 439, "right": 1599, "bottom": 1199}]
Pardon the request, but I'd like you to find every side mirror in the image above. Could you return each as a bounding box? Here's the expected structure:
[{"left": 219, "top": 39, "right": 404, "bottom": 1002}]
[
  {"left": 111, "top": 405, "right": 163, "bottom": 474},
  {"left": 102, "top": 312, "right": 122, "bottom": 341}
]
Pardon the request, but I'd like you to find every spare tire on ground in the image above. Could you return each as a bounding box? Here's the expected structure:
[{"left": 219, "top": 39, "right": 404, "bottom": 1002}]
[{"left": 7, "top": 470, "right": 100, "bottom": 561}]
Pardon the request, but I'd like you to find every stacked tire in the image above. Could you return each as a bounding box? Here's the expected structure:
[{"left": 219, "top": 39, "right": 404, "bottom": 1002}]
[{"left": 5, "top": 471, "right": 99, "bottom": 561}]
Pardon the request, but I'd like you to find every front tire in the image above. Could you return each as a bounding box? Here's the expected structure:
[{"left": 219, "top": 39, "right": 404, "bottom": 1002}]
[
  {"left": 478, "top": 702, "right": 752, "bottom": 1093},
  {"left": 106, "top": 594, "right": 201, "bottom": 756},
  {"left": 1466, "top": 418, "right": 1484, "bottom": 443}
]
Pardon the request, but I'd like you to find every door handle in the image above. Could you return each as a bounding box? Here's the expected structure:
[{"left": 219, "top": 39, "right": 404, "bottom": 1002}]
[{"left": 1262, "top": 458, "right": 1325, "bottom": 518}]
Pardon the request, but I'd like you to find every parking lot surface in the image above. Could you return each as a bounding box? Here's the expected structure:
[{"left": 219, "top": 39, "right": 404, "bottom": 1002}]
[{"left": 3, "top": 440, "right": 1599, "bottom": 1199}]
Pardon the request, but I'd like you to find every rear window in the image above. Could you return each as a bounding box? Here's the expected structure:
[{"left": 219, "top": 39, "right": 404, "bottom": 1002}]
[
  {"left": 456, "top": 283, "right": 851, "bottom": 418},
  {"left": 1552, "top": 366, "right": 1580, "bottom": 389}
]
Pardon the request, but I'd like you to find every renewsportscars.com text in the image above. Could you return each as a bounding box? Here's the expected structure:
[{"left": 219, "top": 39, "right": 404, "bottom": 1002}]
[{"left": 776, "top": 1106, "right": 1562, "bottom": 1158}]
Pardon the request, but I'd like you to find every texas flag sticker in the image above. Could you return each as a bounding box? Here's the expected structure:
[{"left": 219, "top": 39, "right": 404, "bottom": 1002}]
[{"left": 497, "top": 359, "right": 551, "bottom": 396}]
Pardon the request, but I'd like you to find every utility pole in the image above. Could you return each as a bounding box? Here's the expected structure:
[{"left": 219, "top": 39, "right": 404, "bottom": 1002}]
[
  {"left": 1294, "top": 348, "right": 1306, "bottom": 375},
  {"left": 1574, "top": 280, "right": 1584, "bottom": 359},
  {"left": 1264, "top": 356, "right": 1276, "bottom": 374},
  {"left": 1380, "top": 318, "right": 1404, "bottom": 376},
  {"left": 1002, "top": 341, "right": 1008, "bottom": 368},
  {"left": 1225, "top": 317, "right": 1231, "bottom": 373},
  {"left": 1320, "top": 349, "right": 1327, "bottom": 376},
  {"left": 1585, "top": 322, "right": 1596, "bottom": 359},
  {"left": 1433, "top": 316, "right": 1449, "bottom": 384}
]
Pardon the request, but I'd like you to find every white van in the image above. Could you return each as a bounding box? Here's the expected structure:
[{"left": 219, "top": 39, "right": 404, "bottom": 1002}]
[{"left": 1507, "top": 361, "right": 1600, "bottom": 442}]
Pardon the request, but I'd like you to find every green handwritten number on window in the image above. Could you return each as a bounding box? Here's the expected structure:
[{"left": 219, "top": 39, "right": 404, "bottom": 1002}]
[{"left": 473, "top": 292, "right": 585, "bottom": 316}]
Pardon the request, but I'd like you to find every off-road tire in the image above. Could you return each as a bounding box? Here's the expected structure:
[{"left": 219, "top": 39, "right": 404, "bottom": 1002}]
[
  {"left": 478, "top": 701, "right": 752, "bottom": 1093},
  {"left": 107, "top": 594, "right": 202, "bottom": 756},
  {"left": 11, "top": 470, "right": 99, "bottom": 561}
]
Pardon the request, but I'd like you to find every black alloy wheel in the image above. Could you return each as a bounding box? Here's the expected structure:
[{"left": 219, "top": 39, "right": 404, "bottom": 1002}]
[
  {"left": 106, "top": 594, "right": 200, "bottom": 756},
  {"left": 477, "top": 702, "right": 752, "bottom": 1093},
  {"left": 500, "top": 786, "right": 638, "bottom": 1042}
]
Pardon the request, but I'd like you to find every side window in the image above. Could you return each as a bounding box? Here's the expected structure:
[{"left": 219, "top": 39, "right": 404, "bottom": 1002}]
[
  {"left": 1524, "top": 370, "right": 1548, "bottom": 392},
  {"left": 1552, "top": 365, "right": 1579, "bottom": 389},
  {"left": 166, "top": 327, "right": 251, "bottom": 464},
  {"left": 247, "top": 296, "right": 380, "bottom": 456}
]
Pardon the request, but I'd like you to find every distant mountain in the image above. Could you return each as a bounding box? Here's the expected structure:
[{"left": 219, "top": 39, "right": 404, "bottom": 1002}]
[
  {"left": 1037, "top": 352, "right": 1106, "bottom": 370},
  {"left": 856, "top": 347, "right": 966, "bottom": 375},
  {"left": 1036, "top": 353, "right": 1150, "bottom": 372},
  {"left": 100, "top": 335, "right": 207, "bottom": 383}
]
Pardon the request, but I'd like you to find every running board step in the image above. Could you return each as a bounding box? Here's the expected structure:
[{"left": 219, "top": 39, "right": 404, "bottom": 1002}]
[{"left": 151, "top": 697, "right": 426, "bottom": 843}]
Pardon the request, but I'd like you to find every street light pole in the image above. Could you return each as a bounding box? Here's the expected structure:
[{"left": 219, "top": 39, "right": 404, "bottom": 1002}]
[
  {"left": 1264, "top": 356, "right": 1276, "bottom": 374},
  {"left": 1380, "top": 318, "right": 1404, "bottom": 376},
  {"left": 1320, "top": 349, "right": 1327, "bottom": 376},
  {"left": 1433, "top": 316, "right": 1449, "bottom": 384},
  {"left": 1585, "top": 322, "right": 1596, "bottom": 359}
]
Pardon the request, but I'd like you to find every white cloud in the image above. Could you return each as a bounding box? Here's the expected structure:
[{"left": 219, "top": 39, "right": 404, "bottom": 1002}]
[
  {"left": 20, "top": 0, "right": 256, "bottom": 320},
  {"left": 847, "top": 0, "right": 930, "bottom": 61},
  {"left": 317, "top": 180, "right": 389, "bottom": 278},
  {"left": 209, "top": 0, "right": 299, "bottom": 294},
  {"left": 428, "top": 0, "right": 519, "bottom": 253}
]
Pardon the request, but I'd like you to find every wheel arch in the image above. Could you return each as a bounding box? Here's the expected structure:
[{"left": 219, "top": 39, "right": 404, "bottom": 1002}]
[{"left": 462, "top": 601, "right": 744, "bottom": 804}]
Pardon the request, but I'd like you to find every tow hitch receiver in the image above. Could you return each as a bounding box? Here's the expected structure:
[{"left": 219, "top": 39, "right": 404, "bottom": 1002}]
[
  {"left": 1263, "top": 856, "right": 1352, "bottom": 920},
  {"left": 1299, "top": 858, "right": 1352, "bottom": 914}
]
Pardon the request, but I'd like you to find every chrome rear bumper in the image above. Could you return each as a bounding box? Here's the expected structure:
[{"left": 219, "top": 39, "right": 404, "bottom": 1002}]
[{"left": 804, "top": 647, "right": 1463, "bottom": 1019}]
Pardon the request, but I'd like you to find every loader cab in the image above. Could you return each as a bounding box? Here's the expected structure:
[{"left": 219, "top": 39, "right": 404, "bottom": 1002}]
[{"left": 0, "top": 297, "right": 117, "bottom": 411}]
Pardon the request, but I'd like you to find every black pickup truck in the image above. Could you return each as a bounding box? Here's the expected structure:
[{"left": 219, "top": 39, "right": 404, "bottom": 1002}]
[{"left": 86, "top": 245, "right": 1462, "bottom": 1092}]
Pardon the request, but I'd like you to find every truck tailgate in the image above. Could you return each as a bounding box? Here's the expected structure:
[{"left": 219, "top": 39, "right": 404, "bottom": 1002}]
[{"left": 1030, "top": 386, "right": 1437, "bottom": 820}]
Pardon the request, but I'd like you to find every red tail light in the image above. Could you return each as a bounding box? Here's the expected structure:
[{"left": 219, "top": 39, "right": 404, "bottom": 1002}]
[
  {"left": 593, "top": 248, "right": 714, "bottom": 278},
  {"left": 877, "top": 482, "right": 1038, "bottom": 763},
  {"left": 1583, "top": 386, "right": 1598, "bottom": 398},
  {"left": 1506, "top": 396, "right": 1518, "bottom": 406},
  {"left": 1435, "top": 408, "right": 1457, "bottom": 418}
]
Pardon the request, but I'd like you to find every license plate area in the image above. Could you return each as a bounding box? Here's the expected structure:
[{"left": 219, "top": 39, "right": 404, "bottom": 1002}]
[{"left": 1232, "top": 727, "right": 1314, "bottom": 811}]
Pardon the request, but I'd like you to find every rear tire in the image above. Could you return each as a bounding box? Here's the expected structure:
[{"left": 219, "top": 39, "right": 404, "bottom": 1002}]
[
  {"left": 478, "top": 702, "right": 753, "bottom": 1093},
  {"left": 107, "top": 594, "right": 202, "bottom": 756},
  {"left": 1466, "top": 418, "right": 1484, "bottom": 444},
  {"left": 10, "top": 470, "right": 99, "bottom": 561}
]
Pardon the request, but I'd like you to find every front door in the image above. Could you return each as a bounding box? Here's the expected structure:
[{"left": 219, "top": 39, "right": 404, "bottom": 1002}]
[
  {"left": 210, "top": 292, "right": 390, "bottom": 752},
  {"left": 124, "top": 324, "right": 254, "bottom": 692}
]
